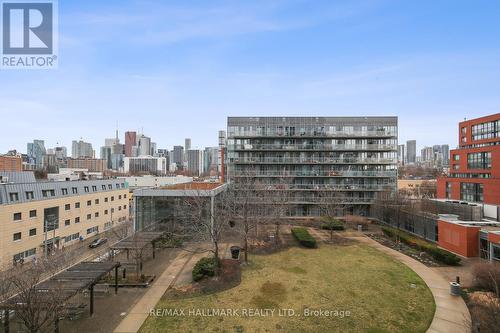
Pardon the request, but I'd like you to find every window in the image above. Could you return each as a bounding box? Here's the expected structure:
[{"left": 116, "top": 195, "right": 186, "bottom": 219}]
[
  {"left": 467, "top": 152, "right": 492, "bottom": 169},
  {"left": 105, "top": 197, "right": 109, "bottom": 203},
  {"left": 116, "top": 184, "right": 120, "bottom": 189},
  {"left": 453, "top": 154, "right": 460, "bottom": 161},
  {"left": 460, "top": 183, "right": 484, "bottom": 202},
  {"left": 102, "top": 185, "right": 106, "bottom": 190},
  {"left": 123, "top": 205, "right": 127, "bottom": 210},
  {"left": 104, "top": 210, "right": 108, "bottom": 215},
  {"left": 75, "top": 217, "right": 80, "bottom": 223},
  {"left": 61, "top": 188, "right": 68, "bottom": 195},
  {"left": 65, "top": 204, "right": 71, "bottom": 211},
  {"left": 75, "top": 202, "right": 80, "bottom": 209},
  {"left": 124, "top": 194, "right": 127, "bottom": 199},
  {"left": 111, "top": 196, "right": 114, "bottom": 201},
  {"left": 95, "top": 212, "right": 99, "bottom": 218},
  {"left": 87, "top": 214, "right": 91, "bottom": 220},
  {"left": 92, "top": 186, "right": 97, "bottom": 192},
  {"left": 13, "top": 212, "right": 22, "bottom": 221},
  {"left": 9, "top": 192, "right": 19, "bottom": 202},
  {"left": 42, "top": 189, "right": 55, "bottom": 197},
  {"left": 29, "top": 228, "right": 36, "bottom": 236},
  {"left": 64, "top": 219, "right": 70, "bottom": 226},
  {"left": 29, "top": 210, "right": 37, "bottom": 218},
  {"left": 111, "top": 208, "right": 115, "bottom": 214},
  {"left": 13, "top": 232, "right": 21, "bottom": 241},
  {"left": 25, "top": 191, "right": 34, "bottom": 200},
  {"left": 118, "top": 206, "right": 122, "bottom": 211},
  {"left": 64, "top": 233, "right": 80, "bottom": 243},
  {"left": 87, "top": 200, "right": 92, "bottom": 206},
  {"left": 95, "top": 199, "right": 99, "bottom": 205},
  {"left": 72, "top": 187, "right": 78, "bottom": 194},
  {"left": 472, "top": 120, "right": 499, "bottom": 141},
  {"left": 86, "top": 226, "right": 98, "bottom": 234},
  {"left": 84, "top": 186, "right": 89, "bottom": 193},
  {"left": 104, "top": 221, "right": 113, "bottom": 230},
  {"left": 13, "top": 248, "right": 36, "bottom": 263},
  {"left": 118, "top": 195, "right": 122, "bottom": 200},
  {"left": 108, "top": 184, "right": 112, "bottom": 190},
  {"left": 445, "top": 183, "right": 452, "bottom": 199},
  {"left": 453, "top": 164, "right": 460, "bottom": 170}
]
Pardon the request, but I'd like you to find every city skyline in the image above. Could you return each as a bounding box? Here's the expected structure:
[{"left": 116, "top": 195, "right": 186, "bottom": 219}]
[{"left": 1, "top": 1, "right": 499, "bottom": 154}]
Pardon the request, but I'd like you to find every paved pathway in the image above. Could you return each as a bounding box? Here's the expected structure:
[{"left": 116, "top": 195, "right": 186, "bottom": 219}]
[
  {"left": 113, "top": 244, "right": 231, "bottom": 333},
  {"left": 310, "top": 228, "right": 471, "bottom": 333}
]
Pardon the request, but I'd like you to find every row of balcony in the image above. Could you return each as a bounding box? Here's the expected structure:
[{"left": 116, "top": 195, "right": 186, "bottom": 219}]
[
  {"left": 243, "top": 197, "right": 375, "bottom": 204},
  {"left": 255, "top": 184, "right": 391, "bottom": 191},
  {"left": 232, "top": 171, "right": 396, "bottom": 177},
  {"left": 229, "top": 143, "right": 397, "bottom": 151},
  {"left": 231, "top": 157, "right": 397, "bottom": 164},
  {"left": 229, "top": 130, "right": 396, "bottom": 138}
]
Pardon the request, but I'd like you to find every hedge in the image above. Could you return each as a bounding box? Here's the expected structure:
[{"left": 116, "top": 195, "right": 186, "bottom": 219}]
[
  {"left": 321, "top": 222, "right": 345, "bottom": 231},
  {"left": 192, "top": 257, "right": 218, "bottom": 282},
  {"left": 381, "top": 226, "right": 461, "bottom": 266},
  {"left": 291, "top": 227, "right": 317, "bottom": 248}
]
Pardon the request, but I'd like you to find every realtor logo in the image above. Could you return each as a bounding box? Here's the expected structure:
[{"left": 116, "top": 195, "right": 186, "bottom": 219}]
[{"left": 1, "top": 0, "right": 58, "bottom": 69}]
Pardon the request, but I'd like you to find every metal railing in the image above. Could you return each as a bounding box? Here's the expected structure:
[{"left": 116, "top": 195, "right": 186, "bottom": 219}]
[
  {"left": 229, "top": 143, "right": 397, "bottom": 151},
  {"left": 231, "top": 157, "right": 397, "bottom": 164},
  {"left": 229, "top": 130, "right": 396, "bottom": 138},
  {"left": 232, "top": 171, "right": 396, "bottom": 177}
]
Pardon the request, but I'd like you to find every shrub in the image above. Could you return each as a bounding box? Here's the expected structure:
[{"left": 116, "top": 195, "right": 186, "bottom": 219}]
[
  {"left": 291, "top": 227, "right": 317, "bottom": 248},
  {"left": 321, "top": 223, "right": 345, "bottom": 231},
  {"left": 381, "top": 226, "right": 461, "bottom": 266},
  {"left": 320, "top": 217, "right": 345, "bottom": 231},
  {"left": 192, "top": 257, "right": 218, "bottom": 282},
  {"left": 473, "top": 262, "right": 500, "bottom": 296}
]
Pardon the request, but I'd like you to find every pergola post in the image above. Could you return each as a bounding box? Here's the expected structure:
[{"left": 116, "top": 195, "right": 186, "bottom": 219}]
[
  {"left": 126, "top": 249, "right": 129, "bottom": 259},
  {"left": 114, "top": 266, "right": 119, "bottom": 295},
  {"left": 54, "top": 316, "right": 59, "bottom": 333},
  {"left": 89, "top": 284, "right": 94, "bottom": 317},
  {"left": 123, "top": 268, "right": 126, "bottom": 279},
  {"left": 3, "top": 309, "right": 9, "bottom": 333},
  {"left": 152, "top": 241, "right": 156, "bottom": 259}
]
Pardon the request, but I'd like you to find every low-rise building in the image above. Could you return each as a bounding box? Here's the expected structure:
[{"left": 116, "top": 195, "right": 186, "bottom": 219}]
[
  {"left": 119, "top": 175, "right": 193, "bottom": 189},
  {"left": 0, "top": 172, "right": 129, "bottom": 270},
  {"left": 0, "top": 155, "right": 22, "bottom": 172}
]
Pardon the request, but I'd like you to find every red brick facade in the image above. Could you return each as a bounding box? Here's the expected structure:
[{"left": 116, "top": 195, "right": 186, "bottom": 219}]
[
  {"left": 0, "top": 155, "right": 22, "bottom": 172},
  {"left": 437, "top": 113, "right": 500, "bottom": 206},
  {"left": 437, "top": 220, "right": 480, "bottom": 257}
]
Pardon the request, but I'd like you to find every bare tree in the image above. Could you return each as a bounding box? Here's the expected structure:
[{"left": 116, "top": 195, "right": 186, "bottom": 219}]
[
  {"left": 0, "top": 258, "right": 69, "bottom": 333},
  {"left": 230, "top": 170, "right": 267, "bottom": 263},
  {"left": 317, "top": 190, "right": 350, "bottom": 241},
  {"left": 180, "top": 185, "right": 233, "bottom": 269},
  {"left": 266, "top": 176, "right": 295, "bottom": 246}
]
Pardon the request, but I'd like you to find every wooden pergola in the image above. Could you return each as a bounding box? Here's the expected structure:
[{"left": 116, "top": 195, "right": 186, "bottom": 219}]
[
  {"left": 0, "top": 261, "right": 120, "bottom": 333},
  {"left": 109, "top": 231, "right": 166, "bottom": 261}
]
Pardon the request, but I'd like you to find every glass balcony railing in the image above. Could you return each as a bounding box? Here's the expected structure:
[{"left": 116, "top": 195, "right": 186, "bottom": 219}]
[
  {"left": 256, "top": 184, "right": 390, "bottom": 191},
  {"left": 229, "top": 130, "right": 396, "bottom": 138},
  {"left": 232, "top": 171, "right": 396, "bottom": 177},
  {"left": 229, "top": 143, "right": 397, "bottom": 151},
  {"left": 231, "top": 157, "right": 397, "bottom": 164}
]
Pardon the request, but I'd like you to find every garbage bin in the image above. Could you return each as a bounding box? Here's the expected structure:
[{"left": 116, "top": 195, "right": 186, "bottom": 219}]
[
  {"left": 230, "top": 246, "right": 241, "bottom": 260},
  {"left": 357, "top": 225, "right": 363, "bottom": 232},
  {"left": 450, "top": 282, "right": 461, "bottom": 296}
]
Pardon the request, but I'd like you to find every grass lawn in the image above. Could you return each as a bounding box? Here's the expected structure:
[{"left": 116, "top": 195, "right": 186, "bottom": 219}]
[{"left": 141, "top": 243, "right": 435, "bottom": 333}]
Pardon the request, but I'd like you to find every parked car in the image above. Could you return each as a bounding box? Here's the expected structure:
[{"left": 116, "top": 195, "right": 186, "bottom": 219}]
[{"left": 89, "top": 238, "right": 108, "bottom": 248}]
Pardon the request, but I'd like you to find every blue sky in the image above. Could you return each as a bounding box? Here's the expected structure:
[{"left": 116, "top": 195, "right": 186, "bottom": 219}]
[{"left": 1, "top": 0, "right": 499, "bottom": 154}]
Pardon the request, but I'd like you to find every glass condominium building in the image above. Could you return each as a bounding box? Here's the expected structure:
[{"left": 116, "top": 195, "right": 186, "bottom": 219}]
[{"left": 226, "top": 116, "right": 398, "bottom": 217}]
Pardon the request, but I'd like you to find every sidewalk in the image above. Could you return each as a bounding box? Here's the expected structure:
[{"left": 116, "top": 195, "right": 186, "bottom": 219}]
[
  {"left": 346, "top": 235, "right": 471, "bottom": 333},
  {"left": 113, "top": 244, "right": 231, "bottom": 333},
  {"left": 112, "top": 250, "right": 194, "bottom": 333}
]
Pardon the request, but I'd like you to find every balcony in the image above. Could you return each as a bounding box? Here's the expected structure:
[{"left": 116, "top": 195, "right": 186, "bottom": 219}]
[
  {"left": 232, "top": 171, "right": 396, "bottom": 178},
  {"left": 231, "top": 157, "right": 397, "bottom": 164},
  {"left": 229, "top": 130, "right": 396, "bottom": 138},
  {"left": 256, "top": 184, "right": 390, "bottom": 191},
  {"left": 229, "top": 143, "right": 397, "bottom": 151}
]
